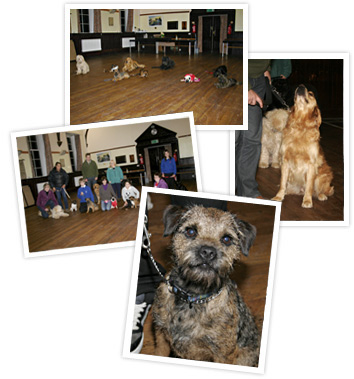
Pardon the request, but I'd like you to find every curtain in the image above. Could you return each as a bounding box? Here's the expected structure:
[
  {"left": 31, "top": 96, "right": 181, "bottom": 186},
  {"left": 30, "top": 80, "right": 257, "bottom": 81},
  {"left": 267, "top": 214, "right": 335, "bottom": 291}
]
[
  {"left": 77, "top": 10, "right": 81, "bottom": 33},
  {"left": 43, "top": 134, "right": 53, "bottom": 175},
  {"left": 75, "top": 134, "right": 82, "bottom": 172},
  {"left": 126, "top": 9, "right": 134, "bottom": 32},
  {"left": 94, "top": 9, "right": 102, "bottom": 33},
  {"left": 219, "top": 15, "right": 228, "bottom": 54},
  {"left": 198, "top": 16, "right": 203, "bottom": 53}
]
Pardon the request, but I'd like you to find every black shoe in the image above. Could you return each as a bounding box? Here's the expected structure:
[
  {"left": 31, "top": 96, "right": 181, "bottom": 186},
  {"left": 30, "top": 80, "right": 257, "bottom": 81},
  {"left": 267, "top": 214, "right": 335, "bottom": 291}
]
[{"left": 130, "top": 293, "right": 154, "bottom": 353}]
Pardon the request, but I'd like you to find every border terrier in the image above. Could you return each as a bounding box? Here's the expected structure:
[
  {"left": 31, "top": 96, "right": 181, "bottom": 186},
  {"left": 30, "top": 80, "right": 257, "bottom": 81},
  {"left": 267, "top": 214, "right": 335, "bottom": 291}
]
[
  {"left": 86, "top": 198, "right": 99, "bottom": 213},
  {"left": 152, "top": 205, "right": 260, "bottom": 366}
]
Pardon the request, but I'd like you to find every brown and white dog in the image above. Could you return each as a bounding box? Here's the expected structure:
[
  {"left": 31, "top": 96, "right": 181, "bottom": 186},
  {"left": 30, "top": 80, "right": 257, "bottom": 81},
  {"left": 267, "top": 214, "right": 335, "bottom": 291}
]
[
  {"left": 272, "top": 85, "right": 334, "bottom": 208},
  {"left": 76, "top": 55, "right": 90, "bottom": 75}
]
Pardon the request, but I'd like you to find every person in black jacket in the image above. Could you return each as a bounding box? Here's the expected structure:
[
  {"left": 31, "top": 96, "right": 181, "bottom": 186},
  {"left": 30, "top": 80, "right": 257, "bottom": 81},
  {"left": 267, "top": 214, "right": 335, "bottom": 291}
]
[{"left": 48, "top": 162, "right": 69, "bottom": 211}]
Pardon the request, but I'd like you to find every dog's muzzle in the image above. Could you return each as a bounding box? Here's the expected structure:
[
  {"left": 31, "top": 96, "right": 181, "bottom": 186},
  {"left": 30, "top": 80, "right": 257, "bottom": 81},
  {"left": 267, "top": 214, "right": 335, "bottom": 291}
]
[{"left": 198, "top": 245, "right": 217, "bottom": 263}]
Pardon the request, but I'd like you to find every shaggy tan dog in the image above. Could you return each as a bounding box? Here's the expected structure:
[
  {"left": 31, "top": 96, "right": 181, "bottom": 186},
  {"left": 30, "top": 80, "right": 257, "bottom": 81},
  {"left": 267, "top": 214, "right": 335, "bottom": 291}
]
[
  {"left": 76, "top": 55, "right": 90, "bottom": 75},
  {"left": 272, "top": 85, "right": 334, "bottom": 208},
  {"left": 50, "top": 205, "right": 69, "bottom": 219},
  {"left": 259, "top": 108, "right": 290, "bottom": 168},
  {"left": 86, "top": 198, "right": 99, "bottom": 213},
  {"left": 122, "top": 57, "right": 145, "bottom": 73}
]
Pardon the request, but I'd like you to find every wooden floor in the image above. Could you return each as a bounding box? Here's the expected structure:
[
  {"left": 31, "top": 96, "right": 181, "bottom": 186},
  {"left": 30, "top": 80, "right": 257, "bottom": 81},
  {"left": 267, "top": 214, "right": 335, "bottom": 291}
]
[
  {"left": 139, "top": 193, "right": 276, "bottom": 358},
  {"left": 70, "top": 52, "right": 243, "bottom": 126},
  {"left": 25, "top": 180, "right": 197, "bottom": 254},
  {"left": 255, "top": 120, "right": 344, "bottom": 222}
]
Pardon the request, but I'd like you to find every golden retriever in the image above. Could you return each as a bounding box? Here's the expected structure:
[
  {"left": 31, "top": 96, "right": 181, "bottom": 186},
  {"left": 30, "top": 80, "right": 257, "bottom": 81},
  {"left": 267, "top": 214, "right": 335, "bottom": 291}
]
[
  {"left": 122, "top": 57, "right": 145, "bottom": 72},
  {"left": 76, "top": 55, "right": 90, "bottom": 75},
  {"left": 272, "top": 85, "right": 334, "bottom": 208},
  {"left": 259, "top": 108, "right": 290, "bottom": 168}
]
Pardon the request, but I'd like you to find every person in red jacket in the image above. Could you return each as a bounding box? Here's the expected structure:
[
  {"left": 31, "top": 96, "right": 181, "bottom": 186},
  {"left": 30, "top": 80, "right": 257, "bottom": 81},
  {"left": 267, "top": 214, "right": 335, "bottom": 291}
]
[{"left": 36, "top": 183, "right": 58, "bottom": 218}]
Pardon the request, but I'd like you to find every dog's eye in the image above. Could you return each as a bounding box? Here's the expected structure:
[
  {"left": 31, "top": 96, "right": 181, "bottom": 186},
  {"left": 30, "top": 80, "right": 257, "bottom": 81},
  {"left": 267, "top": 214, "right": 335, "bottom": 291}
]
[
  {"left": 221, "top": 235, "right": 233, "bottom": 246},
  {"left": 185, "top": 227, "right": 197, "bottom": 238}
]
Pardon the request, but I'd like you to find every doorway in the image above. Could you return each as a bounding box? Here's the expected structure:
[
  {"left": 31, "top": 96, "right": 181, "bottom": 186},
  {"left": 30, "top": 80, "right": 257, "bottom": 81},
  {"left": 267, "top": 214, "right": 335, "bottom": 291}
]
[
  {"left": 146, "top": 144, "right": 172, "bottom": 178},
  {"left": 202, "top": 16, "right": 221, "bottom": 53}
]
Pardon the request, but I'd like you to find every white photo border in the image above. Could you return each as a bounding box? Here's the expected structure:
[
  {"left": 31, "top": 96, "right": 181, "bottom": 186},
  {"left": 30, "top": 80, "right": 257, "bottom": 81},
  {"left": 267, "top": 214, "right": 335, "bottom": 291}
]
[
  {"left": 64, "top": 4, "right": 248, "bottom": 131},
  {"left": 231, "top": 52, "right": 349, "bottom": 226},
  {"left": 123, "top": 186, "right": 281, "bottom": 374},
  {"left": 11, "top": 112, "right": 202, "bottom": 258}
]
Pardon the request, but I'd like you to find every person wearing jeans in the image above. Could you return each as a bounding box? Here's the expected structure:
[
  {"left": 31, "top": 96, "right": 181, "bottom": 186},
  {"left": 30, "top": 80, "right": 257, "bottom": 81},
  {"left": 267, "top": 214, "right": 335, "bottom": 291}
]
[
  {"left": 99, "top": 176, "right": 116, "bottom": 211},
  {"left": 48, "top": 162, "right": 69, "bottom": 210}
]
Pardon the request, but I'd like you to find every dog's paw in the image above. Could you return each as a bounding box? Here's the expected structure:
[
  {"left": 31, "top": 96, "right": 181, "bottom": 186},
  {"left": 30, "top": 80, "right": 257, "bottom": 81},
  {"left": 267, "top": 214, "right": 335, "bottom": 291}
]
[
  {"left": 271, "top": 196, "right": 283, "bottom": 202},
  {"left": 318, "top": 193, "right": 328, "bottom": 201},
  {"left": 302, "top": 199, "right": 313, "bottom": 208},
  {"left": 258, "top": 162, "right": 269, "bottom": 169},
  {"left": 271, "top": 162, "right": 280, "bottom": 169}
]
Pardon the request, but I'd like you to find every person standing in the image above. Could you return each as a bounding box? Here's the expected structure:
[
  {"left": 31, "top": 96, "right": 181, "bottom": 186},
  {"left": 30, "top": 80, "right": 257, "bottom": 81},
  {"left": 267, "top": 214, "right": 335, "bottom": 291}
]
[
  {"left": 107, "top": 160, "right": 124, "bottom": 199},
  {"left": 160, "top": 150, "right": 177, "bottom": 189},
  {"left": 81, "top": 153, "right": 98, "bottom": 201},
  {"left": 48, "top": 162, "right": 69, "bottom": 210},
  {"left": 235, "top": 59, "right": 272, "bottom": 198}
]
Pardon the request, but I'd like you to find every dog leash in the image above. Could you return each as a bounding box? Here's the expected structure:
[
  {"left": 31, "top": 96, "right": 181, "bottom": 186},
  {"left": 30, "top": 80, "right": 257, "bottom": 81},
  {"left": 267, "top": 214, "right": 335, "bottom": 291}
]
[
  {"left": 142, "top": 214, "right": 223, "bottom": 308},
  {"left": 271, "top": 85, "right": 290, "bottom": 110}
]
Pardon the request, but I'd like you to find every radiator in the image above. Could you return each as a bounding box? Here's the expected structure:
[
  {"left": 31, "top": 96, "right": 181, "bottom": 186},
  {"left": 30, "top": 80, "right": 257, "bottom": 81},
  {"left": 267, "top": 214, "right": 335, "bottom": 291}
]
[
  {"left": 122, "top": 37, "right": 136, "bottom": 48},
  {"left": 81, "top": 38, "right": 102, "bottom": 53}
]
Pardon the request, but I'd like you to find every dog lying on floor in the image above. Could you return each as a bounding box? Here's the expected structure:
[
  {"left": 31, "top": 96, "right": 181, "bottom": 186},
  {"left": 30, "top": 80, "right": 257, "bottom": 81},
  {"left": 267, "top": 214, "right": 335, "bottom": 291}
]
[
  {"left": 50, "top": 205, "right": 69, "bottom": 219},
  {"left": 258, "top": 108, "right": 290, "bottom": 169},
  {"left": 272, "top": 85, "right": 334, "bottom": 208},
  {"left": 76, "top": 55, "right": 90, "bottom": 75},
  {"left": 214, "top": 72, "right": 241, "bottom": 89},
  {"left": 122, "top": 57, "right": 146, "bottom": 72},
  {"left": 152, "top": 205, "right": 260, "bottom": 366}
]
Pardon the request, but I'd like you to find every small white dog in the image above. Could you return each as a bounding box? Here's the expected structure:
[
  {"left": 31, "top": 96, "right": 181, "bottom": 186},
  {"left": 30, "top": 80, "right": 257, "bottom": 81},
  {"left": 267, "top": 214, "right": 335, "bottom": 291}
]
[
  {"left": 50, "top": 205, "right": 69, "bottom": 219},
  {"left": 76, "top": 55, "right": 90, "bottom": 75},
  {"left": 70, "top": 200, "right": 78, "bottom": 212}
]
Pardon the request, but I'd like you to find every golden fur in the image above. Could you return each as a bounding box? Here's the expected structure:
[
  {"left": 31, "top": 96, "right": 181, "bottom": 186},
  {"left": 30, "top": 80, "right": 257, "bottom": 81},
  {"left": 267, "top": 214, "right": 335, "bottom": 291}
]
[
  {"left": 122, "top": 57, "right": 145, "bottom": 72},
  {"left": 50, "top": 205, "right": 69, "bottom": 219},
  {"left": 93, "top": 183, "right": 100, "bottom": 204},
  {"left": 129, "top": 196, "right": 140, "bottom": 208},
  {"left": 272, "top": 85, "right": 334, "bottom": 208},
  {"left": 259, "top": 108, "right": 290, "bottom": 168},
  {"left": 76, "top": 55, "right": 90, "bottom": 75}
]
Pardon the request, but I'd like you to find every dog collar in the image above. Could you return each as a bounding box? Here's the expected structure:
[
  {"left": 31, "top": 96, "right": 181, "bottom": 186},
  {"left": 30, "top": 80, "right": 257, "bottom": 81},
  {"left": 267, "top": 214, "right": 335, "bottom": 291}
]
[{"left": 166, "top": 277, "right": 223, "bottom": 308}]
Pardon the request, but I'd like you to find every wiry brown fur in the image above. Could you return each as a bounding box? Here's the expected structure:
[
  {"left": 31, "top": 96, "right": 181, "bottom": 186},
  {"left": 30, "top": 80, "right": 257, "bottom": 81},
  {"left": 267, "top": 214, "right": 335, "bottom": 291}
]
[
  {"left": 259, "top": 108, "right": 290, "bottom": 168},
  {"left": 86, "top": 198, "right": 99, "bottom": 213},
  {"left": 122, "top": 57, "right": 145, "bottom": 72},
  {"left": 152, "top": 205, "right": 260, "bottom": 366},
  {"left": 272, "top": 85, "right": 334, "bottom": 208}
]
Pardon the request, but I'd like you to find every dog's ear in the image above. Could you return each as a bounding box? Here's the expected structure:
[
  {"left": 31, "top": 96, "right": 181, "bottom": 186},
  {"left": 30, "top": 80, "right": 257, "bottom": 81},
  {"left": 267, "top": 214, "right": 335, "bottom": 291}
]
[
  {"left": 162, "top": 205, "right": 186, "bottom": 237},
  {"left": 232, "top": 216, "right": 257, "bottom": 256}
]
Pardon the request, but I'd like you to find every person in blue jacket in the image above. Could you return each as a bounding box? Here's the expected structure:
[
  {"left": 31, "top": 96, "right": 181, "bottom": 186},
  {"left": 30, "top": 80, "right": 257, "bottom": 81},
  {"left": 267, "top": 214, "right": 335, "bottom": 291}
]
[
  {"left": 160, "top": 150, "right": 177, "bottom": 189},
  {"left": 77, "top": 177, "right": 95, "bottom": 213}
]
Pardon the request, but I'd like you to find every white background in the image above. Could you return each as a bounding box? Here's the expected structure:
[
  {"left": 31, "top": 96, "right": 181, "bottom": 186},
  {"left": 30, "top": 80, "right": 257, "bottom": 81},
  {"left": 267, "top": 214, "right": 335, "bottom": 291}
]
[{"left": 0, "top": 1, "right": 352, "bottom": 378}]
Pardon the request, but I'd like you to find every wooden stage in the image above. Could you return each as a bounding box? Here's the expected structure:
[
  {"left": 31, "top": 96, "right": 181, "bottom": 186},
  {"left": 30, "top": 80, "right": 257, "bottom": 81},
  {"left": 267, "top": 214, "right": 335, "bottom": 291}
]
[
  {"left": 69, "top": 52, "right": 243, "bottom": 126},
  {"left": 25, "top": 180, "right": 197, "bottom": 254},
  {"left": 138, "top": 193, "right": 276, "bottom": 359},
  {"left": 255, "top": 120, "right": 344, "bottom": 222}
]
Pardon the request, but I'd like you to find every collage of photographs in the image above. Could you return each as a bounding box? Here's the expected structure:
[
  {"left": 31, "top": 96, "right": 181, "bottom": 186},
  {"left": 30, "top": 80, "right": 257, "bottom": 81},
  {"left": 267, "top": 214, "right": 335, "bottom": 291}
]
[{"left": 1, "top": 2, "right": 352, "bottom": 379}]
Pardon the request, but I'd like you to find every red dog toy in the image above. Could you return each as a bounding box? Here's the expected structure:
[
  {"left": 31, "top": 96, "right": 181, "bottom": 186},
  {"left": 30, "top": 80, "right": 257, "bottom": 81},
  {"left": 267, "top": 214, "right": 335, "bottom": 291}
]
[{"left": 181, "top": 74, "right": 200, "bottom": 83}]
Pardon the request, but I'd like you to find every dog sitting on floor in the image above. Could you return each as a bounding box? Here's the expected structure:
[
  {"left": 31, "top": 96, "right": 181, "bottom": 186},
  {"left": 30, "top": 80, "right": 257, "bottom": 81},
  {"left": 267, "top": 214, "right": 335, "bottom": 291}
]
[
  {"left": 152, "top": 205, "right": 260, "bottom": 366},
  {"left": 86, "top": 198, "right": 99, "bottom": 213},
  {"left": 272, "top": 85, "right": 334, "bottom": 208},
  {"left": 76, "top": 55, "right": 90, "bottom": 75},
  {"left": 93, "top": 183, "right": 100, "bottom": 204},
  {"left": 111, "top": 197, "right": 118, "bottom": 209},
  {"left": 70, "top": 200, "right": 78, "bottom": 212},
  {"left": 258, "top": 108, "right": 290, "bottom": 169},
  {"left": 122, "top": 57, "right": 146, "bottom": 72}
]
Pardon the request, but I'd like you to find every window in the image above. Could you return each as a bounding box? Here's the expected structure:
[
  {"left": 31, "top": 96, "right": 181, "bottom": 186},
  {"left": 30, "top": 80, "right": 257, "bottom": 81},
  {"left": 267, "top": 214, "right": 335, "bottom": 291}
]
[
  {"left": 27, "top": 135, "right": 47, "bottom": 177},
  {"left": 79, "top": 9, "right": 94, "bottom": 33},
  {"left": 167, "top": 21, "right": 178, "bottom": 30},
  {"left": 66, "top": 134, "right": 78, "bottom": 172},
  {"left": 120, "top": 9, "right": 126, "bottom": 33}
]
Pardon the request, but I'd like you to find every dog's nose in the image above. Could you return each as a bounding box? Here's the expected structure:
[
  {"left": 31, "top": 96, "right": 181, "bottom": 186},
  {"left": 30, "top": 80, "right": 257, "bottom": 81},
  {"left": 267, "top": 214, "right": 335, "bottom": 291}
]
[{"left": 198, "top": 246, "right": 217, "bottom": 262}]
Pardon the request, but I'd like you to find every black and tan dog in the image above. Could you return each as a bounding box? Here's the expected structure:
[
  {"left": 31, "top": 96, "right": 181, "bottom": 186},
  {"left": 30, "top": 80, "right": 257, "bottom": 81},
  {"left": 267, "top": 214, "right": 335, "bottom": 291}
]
[
  {"left": 152, "top": 205, "right": 260, "bottom": 366},
  {"left": 86, "top": 198, "right": 99, "bottom": 213}
]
